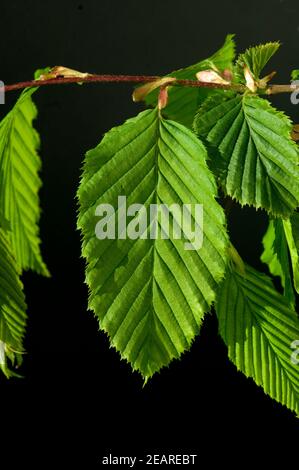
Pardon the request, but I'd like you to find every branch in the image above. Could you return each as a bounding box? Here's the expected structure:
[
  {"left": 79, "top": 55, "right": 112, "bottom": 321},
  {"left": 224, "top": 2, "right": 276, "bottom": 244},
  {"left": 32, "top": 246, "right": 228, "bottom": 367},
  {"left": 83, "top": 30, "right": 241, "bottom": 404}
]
[
  {"left": 1, "top": 70, "right": 298, "bottom": 96},
  {"left": 2, "top": 73, "right": 245, "bottom": 93},
  {"left": 266, "top": 83, "right": 299, "bottom": 95}
]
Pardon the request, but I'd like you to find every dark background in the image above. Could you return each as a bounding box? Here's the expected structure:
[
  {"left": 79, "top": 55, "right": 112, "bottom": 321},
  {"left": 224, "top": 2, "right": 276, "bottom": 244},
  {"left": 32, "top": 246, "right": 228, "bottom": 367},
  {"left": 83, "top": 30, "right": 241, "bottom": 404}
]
[{"left": 0, "top": 0, "right": 298, "bottom": 466}]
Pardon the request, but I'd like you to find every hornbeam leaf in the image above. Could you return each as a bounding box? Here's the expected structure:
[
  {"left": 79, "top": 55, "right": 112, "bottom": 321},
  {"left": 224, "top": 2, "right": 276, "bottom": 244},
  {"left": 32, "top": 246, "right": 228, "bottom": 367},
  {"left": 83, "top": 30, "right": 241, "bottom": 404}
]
[
  {"left": 194, "top": 94, "right": 299, "bottom": 217},
  {"left": 143, "top": 34, "right": 236, "bottom": 128},
  {"left": 0, "top": 228, "right": 27, "bottom": 378},
  {"left": 291, "top": 70, "right": 299, "bottom": 81},
  {"left": 261, "top": 219, "right": 295, "bottom": 307},
  {"left": 77, "top": 108, "right": 228, "bottom": 380},
  {"left": 235, "top": 42, "right": 280, "bottom": 82},
  {"left": 216, "top": 261, "right": 299, "bottom": 415},
  {"left": 0, "top": 87, "right": 49, "bottom": 276},
  {"left": 283, "top": 212, "right": 299, "bottom": 294}
]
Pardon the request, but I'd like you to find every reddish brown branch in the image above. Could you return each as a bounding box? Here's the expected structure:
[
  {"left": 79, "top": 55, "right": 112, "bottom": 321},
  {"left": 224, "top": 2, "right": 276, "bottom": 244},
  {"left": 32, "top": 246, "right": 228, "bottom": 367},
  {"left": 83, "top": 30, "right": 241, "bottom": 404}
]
[
  {"left": 1, "top": 73, "right": 245, "bottom": 93},
  {"left": 1, "top": 72, "right": 298, "bottom": 96}
]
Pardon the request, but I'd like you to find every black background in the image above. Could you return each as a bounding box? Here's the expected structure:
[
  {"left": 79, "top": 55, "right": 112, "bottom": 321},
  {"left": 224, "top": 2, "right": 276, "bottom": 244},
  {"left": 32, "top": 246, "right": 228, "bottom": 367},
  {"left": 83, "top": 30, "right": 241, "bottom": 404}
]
[{"left": 0, "top": 0, "right": 298, "bottom": 466}]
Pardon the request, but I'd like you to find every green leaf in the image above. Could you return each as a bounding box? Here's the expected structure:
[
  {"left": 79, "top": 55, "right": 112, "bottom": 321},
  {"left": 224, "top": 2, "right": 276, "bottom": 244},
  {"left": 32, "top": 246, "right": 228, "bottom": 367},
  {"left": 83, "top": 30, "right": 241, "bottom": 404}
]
[
  {"left": 283, "top": 213, "right": 299, "bottom": 294},
  {"left": 0, "top": 228, "right": 27, "bottom": 378},
  {"left": 261, "top": 219, "right": 295, "bottom": 307},
  {"left": 34, "top": 66, "right": 51, "bottom": 80},
  {"left": 77, "top": 108, "right": 228, "bottom": 380},
  {"left": 0, "top": 87, "right": 49, "bottom": 276},
  {"left": 262, "top": 213, "right": 299, "bottom": 306},
  {"left": 194, "top": 94, "right": 299, "bottom": 218},
  {"left": 235, "top": 42, "right": 280, "bottom": 82},
  {"left": 291, "top": 70, "right": 299, "bottom": 81},
  {"left": 143, "top": 34, "right": 236, "bottom": 128},
  {"left": 216, "top": 261, "right": 299, "bottom": 415}
]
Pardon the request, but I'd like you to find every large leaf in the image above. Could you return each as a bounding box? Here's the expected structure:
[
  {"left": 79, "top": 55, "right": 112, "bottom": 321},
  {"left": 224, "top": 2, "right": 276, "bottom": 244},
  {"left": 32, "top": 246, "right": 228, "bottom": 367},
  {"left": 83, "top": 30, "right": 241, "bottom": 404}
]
[
  {"left": 0, "top": 228, "right": 27, "bottom": 377},
  {"left": 0, "top": 87, "right": 49, "bottom": 275},
  {"left": 77, "top": 108, "right": 228, "bottom": 380},
  {"left": 261, "top": 219, "right": 295, "bottom": 307},
  {"left": 144, "top": 35, "right": 235, "bottom": 128},
  {"left": 216, "top": 261, "right": 299, "bottom": 415},
  {"left": 194, "top": 94, "right": 299, "bottom": 217}
]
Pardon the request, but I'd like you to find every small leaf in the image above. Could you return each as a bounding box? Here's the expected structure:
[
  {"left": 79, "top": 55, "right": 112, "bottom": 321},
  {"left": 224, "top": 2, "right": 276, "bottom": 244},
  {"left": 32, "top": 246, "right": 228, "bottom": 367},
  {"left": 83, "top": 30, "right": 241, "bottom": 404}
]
[
  {"left": 261, "top": 219, "right": 295, "bottom": 307},
  {"left": 235, "top": 42, "right": 280, "bottom": 82},
  {"left": 283, "top": 213, "right": 299, "bottom": 294},
  {"left": 216, "top": 261, "right": 299, "bottom": 415},
  {"left": 194, "top": 94, "right": 299, "bottom": 218},
  {"left": 34, "top": 66, "right": 51, "bottom": 80},
  {"left": 291, "top": 70, "right": 299, "bottom": 81},
  {"left": 77, "top": 108, "right": 228, "bottom": 380},
  {"left": 143, "top": 34, "right": 236, "bottom": 127},
  {"left": 0, "top": 87, "right": 49, "bottom": 275}
]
